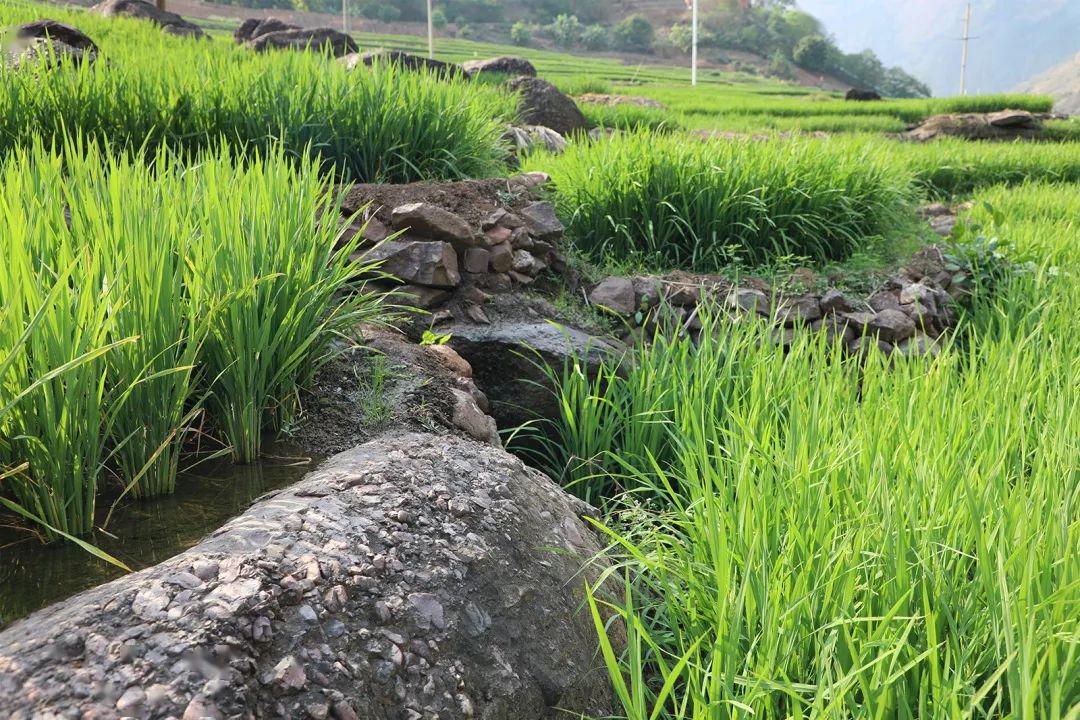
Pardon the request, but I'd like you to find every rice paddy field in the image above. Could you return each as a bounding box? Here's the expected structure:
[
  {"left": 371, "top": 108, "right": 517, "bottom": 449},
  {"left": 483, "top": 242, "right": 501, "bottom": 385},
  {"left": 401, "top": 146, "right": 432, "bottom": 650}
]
[
  {"left": 0, "top": 0, "right": 1078, "bottom": 715},
  {"left": 530, "top": 183, "right": 1080, "bottom": 717}
]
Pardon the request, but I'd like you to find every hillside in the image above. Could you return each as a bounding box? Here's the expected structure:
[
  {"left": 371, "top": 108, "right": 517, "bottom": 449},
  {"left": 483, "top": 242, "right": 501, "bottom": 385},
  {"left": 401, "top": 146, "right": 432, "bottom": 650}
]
[
  {"left": 1017, "top": 52, "right": 1080, "bottom": 115},
  {"left": 159, "top": 0, "right": 929, "bottom": 96},
  {"left": 798, "top": 0, "right": 1080, "bottom": 96}
]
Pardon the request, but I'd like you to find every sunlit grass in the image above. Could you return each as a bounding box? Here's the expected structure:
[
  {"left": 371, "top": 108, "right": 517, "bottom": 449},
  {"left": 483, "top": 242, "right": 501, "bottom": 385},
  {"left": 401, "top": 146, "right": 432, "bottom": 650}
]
[
  {"left": 0, "top": 5, "right": 509, "bottom": 183},
  {"left": 527, "top": 183, "right": 1080, "bottom": 718},
  {"left": 526, "top": 131, "right": 915, "bottom": 270},
  {"left": 0, "top": 139, "right": 386, "bottom": 539}
]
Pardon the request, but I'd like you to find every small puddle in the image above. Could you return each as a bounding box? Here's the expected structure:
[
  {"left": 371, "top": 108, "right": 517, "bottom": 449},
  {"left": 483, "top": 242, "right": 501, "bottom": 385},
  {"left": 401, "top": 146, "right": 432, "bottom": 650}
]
[{"left": 0, "top": 444, "right": 318, "bottom": 629}]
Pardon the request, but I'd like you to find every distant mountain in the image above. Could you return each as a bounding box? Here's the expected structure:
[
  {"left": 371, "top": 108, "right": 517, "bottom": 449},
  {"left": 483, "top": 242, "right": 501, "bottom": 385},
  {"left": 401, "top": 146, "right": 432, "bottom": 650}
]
[
  {"left": 1016, "top": 52, "right": 1080, "bottom": 114},
  {"left": 796, "top": 0, "right": 1080, "bottom": 96}
]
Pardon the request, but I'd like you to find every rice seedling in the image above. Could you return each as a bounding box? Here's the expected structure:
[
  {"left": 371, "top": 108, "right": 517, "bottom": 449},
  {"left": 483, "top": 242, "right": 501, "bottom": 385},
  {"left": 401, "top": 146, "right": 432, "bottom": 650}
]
[
  {"left": 0, "top": 137, "right": 388, "bottom": 540},
  {"left": 0, "top": 8, "right": 510, "bottom": 183},
  {"left": 581, "top": 102, "right": 682, "bottom": 133},
  {"left": 60, "top": 143, "right": 205, "bottom": 499},
  {"left": 637, "top": 85, "right": 1055, "bottom": 128},
  {"left": 525, "top": 130, "right": 915, "bottom": 270},
  {"left": 889, "top": 138, "right": 1080, "bottom": 198},
  {"left": 527, "top": 183, "right": 1080, "bottom": 717},
  {"left": 0, "top": 147, "right": 127, "bottom": 537},
  {"left": 185, "top": 149, "right": 386, "bottom": 462}
]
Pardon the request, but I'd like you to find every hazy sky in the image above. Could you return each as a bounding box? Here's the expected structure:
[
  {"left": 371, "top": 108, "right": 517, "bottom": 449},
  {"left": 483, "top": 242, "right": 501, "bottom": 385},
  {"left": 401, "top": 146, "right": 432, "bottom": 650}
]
[{"left": 795, "top": 0, "right": 1080, "bottom": 96}]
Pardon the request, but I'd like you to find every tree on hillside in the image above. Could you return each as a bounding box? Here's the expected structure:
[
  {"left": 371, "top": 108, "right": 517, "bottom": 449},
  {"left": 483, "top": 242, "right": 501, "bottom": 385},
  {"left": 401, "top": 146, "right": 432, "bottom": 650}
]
[
  {"left": 524, "top": 0, "right": 611, "bottom": 24},
  {"left": 793, "top": 34, "right": 829, "bottom": 72},
  {"left": 549, "top": 14, "right": 583, "bottom": 49},
  {"left": 613, "top": 14, "right": 654, "bottom": 53}
]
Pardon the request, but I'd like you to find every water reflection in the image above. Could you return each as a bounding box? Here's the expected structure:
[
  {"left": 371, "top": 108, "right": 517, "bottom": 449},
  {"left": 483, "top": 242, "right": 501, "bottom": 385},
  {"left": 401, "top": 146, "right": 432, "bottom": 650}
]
[{"left": 0, "top": 446, "right": 315, "bottom": 629}]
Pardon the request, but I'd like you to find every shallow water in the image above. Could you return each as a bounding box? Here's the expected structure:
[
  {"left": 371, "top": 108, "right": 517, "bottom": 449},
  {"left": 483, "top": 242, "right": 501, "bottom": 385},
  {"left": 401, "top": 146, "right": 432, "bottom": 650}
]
[{"left": 0, "top": 447, "right": 317, "bottom": 629}]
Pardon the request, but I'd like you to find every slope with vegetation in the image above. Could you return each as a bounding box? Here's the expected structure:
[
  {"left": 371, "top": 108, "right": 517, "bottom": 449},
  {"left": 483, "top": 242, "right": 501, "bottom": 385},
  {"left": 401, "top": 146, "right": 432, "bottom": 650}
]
[{"left": 199, "top": 0, "right": 930, "bottom": 96}]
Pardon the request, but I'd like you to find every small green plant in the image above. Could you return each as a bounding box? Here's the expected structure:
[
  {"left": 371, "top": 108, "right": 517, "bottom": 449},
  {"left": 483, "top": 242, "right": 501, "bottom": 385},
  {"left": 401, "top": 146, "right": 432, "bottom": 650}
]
[
  {"left": 357, "top": 354, "right": 393, "bottom": 426},
  {"left": 420, "top": 329, "right": 453, "bottom": 346}
]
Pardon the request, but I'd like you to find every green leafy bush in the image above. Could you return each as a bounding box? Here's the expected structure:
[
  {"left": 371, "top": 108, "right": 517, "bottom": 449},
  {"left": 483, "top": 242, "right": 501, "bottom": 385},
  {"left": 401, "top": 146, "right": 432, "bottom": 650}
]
[
  {"left": 510, "top": 20, "right": 532, "bottom": 45},
  {"left": 580, "top": 23, "right": 610, "bottom": 51},
  {"left": 548, "top": 13, "right": 582, "bottom": 49},
  {"left": 612, "top": 14, "right": 654, "bottom": 53},
  {"left": 793, "top": 33, "right": 828, "bottom": 71}
]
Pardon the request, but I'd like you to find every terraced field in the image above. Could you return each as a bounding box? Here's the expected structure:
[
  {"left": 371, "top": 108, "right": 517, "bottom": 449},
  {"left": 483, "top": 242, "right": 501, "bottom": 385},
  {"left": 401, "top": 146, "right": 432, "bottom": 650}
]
[{"left": 1, "top": 1, "right": 1077, "bottom": 716}]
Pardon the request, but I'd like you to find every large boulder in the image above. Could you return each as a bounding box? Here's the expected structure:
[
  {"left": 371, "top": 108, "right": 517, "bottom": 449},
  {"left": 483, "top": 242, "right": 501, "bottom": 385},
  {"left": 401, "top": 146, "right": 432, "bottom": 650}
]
[
  {"left": 446, "top": 321, "right": 624, "bottom": 430},
  {"left": 233, "top": 17, "right": 260, "bottom": 43},
  {"left": 249, "top": 27, "right": 357, "bottom": 56},
  {"left": 235, "top": 16, "right": 299, "bottom": 44},
  {"left": 343, "top": 49, "right": 466, "bottom": 79},
  {"left": 0, "top": 432, "right": 619, "bottom": 719},
  {"left": 462, "top": 55, "right": 536, "bottom": 78},
  {"left": 502, "top": 124, "right": 568, "bottom": 160},
  {"left": 92, "top": 0, "right": 205, "bottom": 39},
  {"left": 845, "top": 88, "right": 882, "bottom": 101},
  {"left": 2, "top": 19, "right": 98, "bottom": 69},
  {"left": 507, "top": 76, "right": 591, "bottom": 137},
  {"left": 903, "top": 110, "right": 1048, "bottom": 142}
]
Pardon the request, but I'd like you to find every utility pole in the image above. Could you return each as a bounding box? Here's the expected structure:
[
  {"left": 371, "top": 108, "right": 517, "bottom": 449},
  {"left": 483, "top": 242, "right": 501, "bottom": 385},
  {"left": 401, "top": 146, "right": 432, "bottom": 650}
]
[
  {"left": 427, "top": 0, "right": 435, "bottom": 59},
  {"left": 959, "top": 1, "right": 972, "bottom": 96},
  {"left": 342, "top": 0, "right": 348, "bottom": 35},
  {"left": 691, "top": 0, "right": 698, "bottom": 86}
]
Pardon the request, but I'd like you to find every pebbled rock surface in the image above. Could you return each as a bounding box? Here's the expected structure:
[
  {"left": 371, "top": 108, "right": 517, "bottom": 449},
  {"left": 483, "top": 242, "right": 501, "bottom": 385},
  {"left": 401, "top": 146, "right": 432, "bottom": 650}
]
[{"left": 0, "top": 432, "right": 618, "bottom": 719}]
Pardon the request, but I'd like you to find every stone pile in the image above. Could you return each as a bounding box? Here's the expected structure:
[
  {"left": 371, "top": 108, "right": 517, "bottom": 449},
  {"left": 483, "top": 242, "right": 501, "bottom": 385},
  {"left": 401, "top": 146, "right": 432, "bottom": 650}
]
[
  {"left": 339, "top": 173, "right": 567, "bottom": 321},
  {"left": 917, "top": 201, "right": 974, "bottom": 237},
  {"left": 588, "top": 246, "right": 962, "bottom": 358},
  {"left": 1, "top": 19, "right": 99, "bottom": 70},
  {"left": 92, "top": 0, "right": 205, "bottom": 38},
  {"left": 576, "top": 93, "right": 665, "bottom": 109},
  {"left": 903, "top": 109, "right": 1061, "bottom": 142}
]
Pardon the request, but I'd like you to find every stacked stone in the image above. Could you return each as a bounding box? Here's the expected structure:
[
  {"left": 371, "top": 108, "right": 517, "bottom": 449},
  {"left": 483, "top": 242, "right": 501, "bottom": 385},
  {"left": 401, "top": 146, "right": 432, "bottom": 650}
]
[
  {"left": 350, "top": 173, "right": 565, "bottom": 313},
  {"left": 588, "top": 247, "right": 962, "bottom": 358}
]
